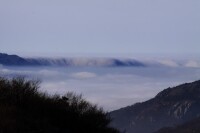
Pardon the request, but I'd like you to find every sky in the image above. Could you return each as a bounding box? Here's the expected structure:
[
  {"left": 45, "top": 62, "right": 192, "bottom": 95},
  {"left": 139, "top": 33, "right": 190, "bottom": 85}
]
[{"left": 0, "top": 0, "right": 200, "bottom": 57}]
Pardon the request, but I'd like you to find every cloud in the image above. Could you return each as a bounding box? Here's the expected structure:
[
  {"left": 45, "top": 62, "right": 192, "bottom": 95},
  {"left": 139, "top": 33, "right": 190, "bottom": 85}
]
[
  {"left": 71, "top": 72, "right": 97, "bottom": 79},
  {"left": 0, "top": 68, "right": 10, "bottom": 73},
  {"left": 38, "top": 69, "right": 60, "bottom": 76},
  {"left": 184, "top": 60, "right": 200, "bottom": 68},
  {"left": 157, "top": 59, "right": 179, "bottom": 67}
]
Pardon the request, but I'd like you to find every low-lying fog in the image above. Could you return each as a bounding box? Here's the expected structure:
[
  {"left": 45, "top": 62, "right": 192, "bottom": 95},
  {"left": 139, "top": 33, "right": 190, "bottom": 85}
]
[{"left": 1, "top": 64, "right": 200, "bottom": 111}]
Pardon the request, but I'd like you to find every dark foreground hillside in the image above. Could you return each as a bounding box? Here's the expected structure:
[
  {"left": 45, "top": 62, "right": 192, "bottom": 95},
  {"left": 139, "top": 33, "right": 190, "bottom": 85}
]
[
  {"left": 110, "top": 80, "right": 200, "bottom": 133},
  {"left": 154, "top": 117, "right": 200, "bottom": 133},
  {"left": 0, "top": 77, "right": 119, "bottom": 133}
]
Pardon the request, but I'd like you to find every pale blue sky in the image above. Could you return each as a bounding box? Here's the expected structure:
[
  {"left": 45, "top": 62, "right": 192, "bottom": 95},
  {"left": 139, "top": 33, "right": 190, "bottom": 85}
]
[{"left": 0, "top": 0, "right": 200, "bottom": 57}]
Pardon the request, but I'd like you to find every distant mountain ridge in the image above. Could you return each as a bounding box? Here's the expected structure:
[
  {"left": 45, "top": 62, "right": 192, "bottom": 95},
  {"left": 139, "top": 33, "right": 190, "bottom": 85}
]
[
  {"left": 0, "top": 53, "right": 32, "bottom": 66},
  {"left": 1, "top": 53, "right": 200, "bottom": 68},
  {"left": 110, "top": 80, "right": 200, "bottom": 133},
  {"left": 0, "top": 53, "right": 145, "bottom": 67}
]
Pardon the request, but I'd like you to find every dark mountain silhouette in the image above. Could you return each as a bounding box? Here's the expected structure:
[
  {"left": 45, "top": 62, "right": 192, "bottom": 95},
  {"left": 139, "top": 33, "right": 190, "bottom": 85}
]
[
  {"left": 110, "top": 80, "right": 200, "bottom": 133},
  {"left": 0, "top": 77, "right": 119, "bottom": 133},
  {"left": 0, "top": 53, "right": 32, "bottom": 66},
  {"left": 154, "top": 117, "right": 200, "bottom": 133},
  {"left": 0, "top": 53, "right": 145, "bottom": 67}
]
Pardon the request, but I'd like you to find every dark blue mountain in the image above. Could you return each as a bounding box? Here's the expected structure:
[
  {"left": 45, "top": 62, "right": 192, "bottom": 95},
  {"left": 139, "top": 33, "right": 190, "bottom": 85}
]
[{"left": 0, "top": 53, "right": 32, "bottom": 66}]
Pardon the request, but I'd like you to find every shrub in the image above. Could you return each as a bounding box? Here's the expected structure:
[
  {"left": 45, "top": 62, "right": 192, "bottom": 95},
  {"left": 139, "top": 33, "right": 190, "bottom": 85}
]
[{"left": 0, "top": 77, "right": 119, "bottom": 133}]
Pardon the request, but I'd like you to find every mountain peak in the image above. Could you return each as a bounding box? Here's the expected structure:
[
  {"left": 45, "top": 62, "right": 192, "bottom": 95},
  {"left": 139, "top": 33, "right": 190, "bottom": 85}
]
[
  {"left": 0, "top": 53, "right": 31, "bottom": 66},
  {"left": 155, "top": 80, "right": 200, "bottom": 101}
]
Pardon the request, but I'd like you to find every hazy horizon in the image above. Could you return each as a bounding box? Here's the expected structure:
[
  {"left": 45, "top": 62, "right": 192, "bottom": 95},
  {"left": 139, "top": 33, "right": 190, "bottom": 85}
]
[{"left": 2, "top": 52, "right": 200, "bottom": 61}]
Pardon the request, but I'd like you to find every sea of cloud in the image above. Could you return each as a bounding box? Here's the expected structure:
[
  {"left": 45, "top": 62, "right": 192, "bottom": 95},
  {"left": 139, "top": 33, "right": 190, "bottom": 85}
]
[{"left": 1, "top": 60, "right": 200, "bottom": 111}]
